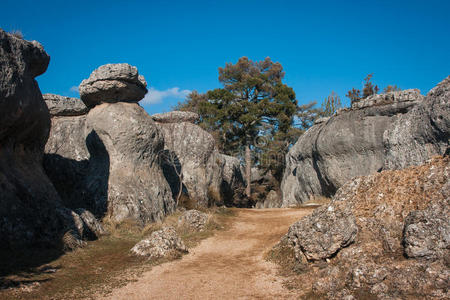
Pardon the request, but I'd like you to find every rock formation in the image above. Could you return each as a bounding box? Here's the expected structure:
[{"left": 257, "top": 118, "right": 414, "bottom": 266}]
[
  {"left": 131, "top": 227, "right": 188, "bottom": 259},
  {"left": 219, "top": 154, "right": 246, "bottom": 207},
  {"left": 384, "top": 76, "right": 450, "bottom": 169},
  {"left": 154, "top": 111, "right": 247, "bottom": 207},
  {"left": 45, "top": 64, "right": 175, "bottom": 224},
  {"left": 79, "top": 63, "right": 147, "bottom": 108},
  {"left": 282, "top": 83, "right": 449, "bottom": 206},
  {"left": 0, "top": 29, "right": 96, "bottom": 249},
  {"left": 280, "top": 156, "right": 449, "bottom": 299}
]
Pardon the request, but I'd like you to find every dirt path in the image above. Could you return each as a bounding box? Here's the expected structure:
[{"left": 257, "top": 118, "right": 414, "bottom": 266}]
[{"left": 103, "top": 208, "right": 310, "bottom": 300}]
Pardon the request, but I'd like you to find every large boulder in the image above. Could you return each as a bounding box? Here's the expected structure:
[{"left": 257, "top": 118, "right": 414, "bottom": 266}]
[
  {"left": 43, "top": 93, "right": 89, "bottom": 116},
  {"left": 155, "top": 112, "right": 225, "bottom": 207},
  {"left": 0, "top": 29, "right": 91, "bottom": 248},
  {"left": 79, "top": 63, "right": 147, "bottom": 108},
  {"left": 219, "top": 154, "right": 246, "bottom": 207},
  {"left": 282, "top": 156, "right": 449, "bottom": 299},
  {"left": 86, "top": 102, "right": 175, "bottom": 223},
  {"left": 280, "top": 86, "right": 448, "bottom": 206},
  {"left": 44, "top": 94, "right": 92, "bottom": 210},
  {"left": 384, "top": 76, "right": 450, "bottom": 169}
]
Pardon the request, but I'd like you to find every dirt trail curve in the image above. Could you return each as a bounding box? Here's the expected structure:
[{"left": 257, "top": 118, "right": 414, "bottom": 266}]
[{"left": 103, "top": 208, "right": 311, "bottom": 300}]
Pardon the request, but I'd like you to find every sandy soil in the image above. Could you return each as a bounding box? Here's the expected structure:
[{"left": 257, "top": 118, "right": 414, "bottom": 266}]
[{"left": 103, "top": 208, "right": 311, "bottom": 300}]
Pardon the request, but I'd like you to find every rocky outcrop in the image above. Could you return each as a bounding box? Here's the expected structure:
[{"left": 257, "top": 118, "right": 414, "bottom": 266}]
[
  {"left": 131, "top": 227, "right": 188, "bottom": 258},
  {"left": 79, "top": 63, "right": 147, "bottom": 108},
  {"left": 280, "top": 156, "right": 449, "bottom": 299},
  {"left": 0, "top": 29, "right": 97, "bottom": 249},
  {"left": 155, "top": 112, "right": 224, "bottom": 207},
  {"left": 384, "top": 76, "right": 450, "bottom": 169},
  {"left": 281, "top": 84, "right": 449, "bottom": 206},
  {"left": 45, "top": 64, "right": 175, "bottom": 225},
  {"left": 178, "top": 209, "right": 208, "bottom": 232}
]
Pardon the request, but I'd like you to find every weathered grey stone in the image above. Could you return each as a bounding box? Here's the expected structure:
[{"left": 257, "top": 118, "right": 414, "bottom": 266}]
[
  {"left": 85, "top": 102, "right": 175, "bottom": 223},
  {"left": 279, "top": 157, "right": 449, "bottom": 298},
  {"left": 281, "top": 89, "right": 423, "bottom": 206},
  {"left": 152, "top": 111, "right": 199, "bottom": 123},
  {"left": 403, "top": 196, "right": 450, "bottom": 260},
  {"left": 131, "top": 226, "right": 188, "bottom": 258},
  {"left": 383, "top": 76, "right": 450, "bottom": 169},
  {"left": 79, "top": 63, "right": 147, "bottom": 108},
  {"left": 43, "top": 93, "right": 88, "bottom": 116},
  {"left": 219, "top": 154, "right": 246, "bottom": 207},
  {"left": 156, "top": 120, "right": 223, "bottom": 207},
  {"left": 351, "top": 89, "right": 424, "bottom": 109},
  {"left": 178, "top": 209, "right": 209, "bottom": 232},
  {"left": 0, "top": 29, "right": 85, "bottom": 248},
  {"left": 287, "top": 203, "right": 358, "bottom": 261}
]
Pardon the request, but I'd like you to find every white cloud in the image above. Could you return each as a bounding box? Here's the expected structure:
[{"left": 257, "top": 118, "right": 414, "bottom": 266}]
[
  {"left": 69, "top": 86, "right": 79, "bottom": 93},
  {"left": 142, "top": 87, "right": 191, "bottom": 104}
]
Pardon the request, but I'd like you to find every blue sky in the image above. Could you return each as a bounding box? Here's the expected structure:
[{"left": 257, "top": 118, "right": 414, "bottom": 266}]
[{"left": 2, "top": 0, "right": 449, "bottom": 114}]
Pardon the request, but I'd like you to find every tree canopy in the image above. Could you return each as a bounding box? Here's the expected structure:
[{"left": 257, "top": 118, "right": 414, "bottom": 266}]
[{"left": 175, "top": 57, "right": 321, "bottom": 195}]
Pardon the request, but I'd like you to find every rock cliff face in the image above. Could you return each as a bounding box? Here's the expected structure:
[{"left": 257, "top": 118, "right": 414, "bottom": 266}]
[
  {"left": 281, "top": 84, "right": 449, "bottom": 206},
  {"left": 281, "top": 156, "right": 449, "bottom": 299},
  {"left": 45, "top": 64, "right": 175, "bottom": 224},
  {"left": 0, "top": 29, "right": 96, "bottom": 248}
]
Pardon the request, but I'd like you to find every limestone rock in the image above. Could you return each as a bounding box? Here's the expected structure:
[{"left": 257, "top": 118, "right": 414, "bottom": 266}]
[
  {"left": 43, "top": 93, "right": 88, "bottom": 116},
  {"left": 281, "top": 88, "right": 424, "bottom": 206},
  {"left": 287, "top": 203, "right": 358, "bottom": 260},
  {"left": 85, "top": 102, "right": 175, "bottom": 223},
  {"left": 131, "top": 227, "right": 188, "bottom": 258},
  {"left": 79, "top": 63, "right": 147, "bottom": 108},
  {"left": 403, "top": 195, "right": 450, "bottom": 260},
  {"left": 383, "top": 76, "right": 450, "bottom": 169},
  {"left": 152, "top": 111, "right": 199, "bottom": 123},
  {"left": 280, "top": 156, "right": 449, "bottom": 298},
  {"left": 0, "top": 29, "right": 85, "bottom": 248},
  {"left": 351, "top": 89, "right": 424, "bottom": 109},
  {"left": 156, "top": 117, "right": 224, "bottom": 207},
  {"left": 178, "top": 209, "right": 208, "bottom": 232},
  {"left": 219, "top": 154, "right": 246, "bottom": 207}
]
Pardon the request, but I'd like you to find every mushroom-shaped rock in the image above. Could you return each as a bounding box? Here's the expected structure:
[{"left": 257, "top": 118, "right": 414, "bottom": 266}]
[
  {"left": 152, "top": 111, "right": 199, "bottom": 123},
  {"left": 43, "top": 93, "right": 89, "bottom": 116},
  {"left": 79, "top": 63, "right": 147, "bottom": 108}
]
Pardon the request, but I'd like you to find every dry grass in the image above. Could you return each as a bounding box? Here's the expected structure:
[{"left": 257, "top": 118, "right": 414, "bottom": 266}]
[{"left": 0, "top": 207, "right": 235, "bottom": 300}]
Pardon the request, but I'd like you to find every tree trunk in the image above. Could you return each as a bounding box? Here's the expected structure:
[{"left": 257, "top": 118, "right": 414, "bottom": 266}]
[{"left": 245, "top": 144, "right": 251, "bottom": 198}]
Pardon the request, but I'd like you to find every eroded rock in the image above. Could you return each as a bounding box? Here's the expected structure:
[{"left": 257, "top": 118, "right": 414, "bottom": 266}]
[
  {"left": 131, "top": 227, "right": 188, "bottom": 258},
  {"left": 79, "top": 63, "right": 147, "bottom": 108},
  {"left": 0, "top": 29, "right": 87, "bottom": 248},
  {"left": 43, "top": 93, "right": 88, "bottom": 116}
]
